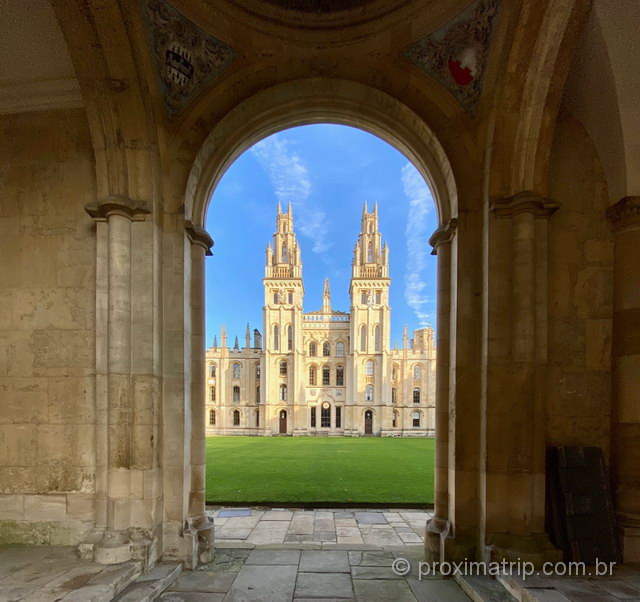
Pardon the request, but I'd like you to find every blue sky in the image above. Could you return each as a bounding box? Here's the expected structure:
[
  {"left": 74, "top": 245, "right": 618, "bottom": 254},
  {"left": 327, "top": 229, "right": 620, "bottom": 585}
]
[{"left": 204, "top": 124, "right": 438, "bottom": 348}]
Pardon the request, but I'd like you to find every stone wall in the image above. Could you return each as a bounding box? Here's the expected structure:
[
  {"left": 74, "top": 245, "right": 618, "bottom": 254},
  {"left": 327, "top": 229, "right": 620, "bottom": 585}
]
[
  {"left": 545, "top": 112, "right": 613, "bottom": 453},
  {"left": 0, "top": 109, "right": 97, "bottom": 544}
]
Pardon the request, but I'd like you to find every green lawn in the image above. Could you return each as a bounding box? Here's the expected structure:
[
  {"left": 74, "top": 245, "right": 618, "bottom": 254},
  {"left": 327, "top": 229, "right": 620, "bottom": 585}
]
[{"left": 205, "top": 436, "right": 434, "bottom": 505}]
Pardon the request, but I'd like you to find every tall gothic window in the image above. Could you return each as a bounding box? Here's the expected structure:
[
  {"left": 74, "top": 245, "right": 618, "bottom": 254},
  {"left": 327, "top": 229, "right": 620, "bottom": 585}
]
[
  {"left": 413, "top": 388, "right": 421, "bottom": 404},
  {"left": 361, "top": 291, "right": 368, "bottom": 305},
  {"left": 335, "top": 406, "right": 342, "bottom": 429},
  {"left": 209, "top": 386, "right": 215, "bottom": 402},
  {"left": 233, "top": 386, "right": 240, "bottom": 403},
  {"left": 360, "top": 325, "right": 367, "bottom": 352},
  {"left": 412, "top": 411, "right": 421, "bottom": 427},
  {"left": 375, "top": 290, "right": 381, "bottom": 305},
  {"left": 280, "top": 360, "right": 287, "bottom": 376},
  {"left": 209, "top": 409, "right": 216, "bottom": 426},
  {"left": 273, "top": 325, "right": 279, "bottom": 350},
  {"left": 322, "top": 366, "right": 330, "bottom": 386},
  {"left": 255, "top": 410, "right": 260, "bottom": 427},
  {"left": 414, "top": 364, "right": 421, "bottom": 380},
  {"left": 282, "top": 245, "right": 288, "bottom": 263},
  {"left": 256, "top": 363, "right": 260, "bottom": 379},
  {"left": 233, "top": 410, "right": 240, "bottom": 426},
  {"left": 309, "top": 341, "right": 317, "bottom": 356},
  {"left": 374, "top": 325, "right": 381, "bottom": 352},
  {"left": 336, "top": 366, "right": 344, "bottom": 386},
  {"left": 279, "top": 384, "right": 287, "bottom": 401},
  {"left": 309, "top": 366, "right": 316, "bottom": 386},
  {"left": 322, "top": 342, "right": 330, "bottom": 357},
  {"left": 365, "top": 360, "right": 374, "bottom": 376},
  {"left": 287, "top": 325, "right": 293, "bottom": 351},
  {"left": 209, "top": 363, "right": 216, "bottom": 378},
  {"left": 232, "top": 363, "right": 240, "bottom": 378},
  {"left": 256, "top": 386, "right": 260, "bottom": 403},
  {"left": 367, "top": 242, "right": 374, "bottom": 262},
  {"left": 310, "top": 406, "right": 316, "bottom": 428},
  {"left": 336, "top": 342, "right": 345, "bottom": 357},
  {"left": 392, "top": 387, "right": 397, "bottom": 404},
  {"left": 321, "top": 405, "right": 331, "bottom": 428},
  {"left": 365, "top": 384, "right": 374, "bottom": 402},
  {"left": 392, "top": 410, "right": 398, "bottom": 428}
]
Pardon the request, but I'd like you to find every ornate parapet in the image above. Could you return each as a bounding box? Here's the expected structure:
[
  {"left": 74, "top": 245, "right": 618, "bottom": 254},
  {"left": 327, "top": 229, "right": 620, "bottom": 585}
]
[
  {"left": 185, "top": 219, "right": 214, "bottom": 256},
  {"left": 85, "top": 195, "right": 151, "bottom": 221},
  {"left": 490, "top": 191, "right": 558, "bottom": 218},
  {"left": 606, "top": 196, "right": 640, "bottom": 232}
]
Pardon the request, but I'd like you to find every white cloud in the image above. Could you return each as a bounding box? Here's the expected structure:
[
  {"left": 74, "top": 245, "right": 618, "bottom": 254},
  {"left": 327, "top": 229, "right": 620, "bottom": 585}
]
[
  {"left": 401, "top": 162, "right": 435, "bottom": 327},
  {"left": 251, "top": 135, "right": 331, "bottom": 254}
]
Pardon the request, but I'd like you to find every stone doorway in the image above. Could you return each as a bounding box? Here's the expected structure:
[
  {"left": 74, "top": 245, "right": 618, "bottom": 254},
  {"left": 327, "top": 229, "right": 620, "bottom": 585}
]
[
  {"left": 364, "top": 410, "right": 373, "bottom": 435},
  {"left": 279, "top": 410, "right": 288, "bottom": 434}
]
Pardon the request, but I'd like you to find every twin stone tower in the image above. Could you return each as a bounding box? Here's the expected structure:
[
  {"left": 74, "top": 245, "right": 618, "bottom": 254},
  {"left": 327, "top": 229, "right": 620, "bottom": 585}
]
[{"left": 205, "top": 202, "right": 435, "bottom": 436}]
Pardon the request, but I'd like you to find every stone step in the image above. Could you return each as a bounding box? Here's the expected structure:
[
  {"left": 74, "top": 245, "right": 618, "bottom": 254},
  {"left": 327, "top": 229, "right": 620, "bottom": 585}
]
[
  {"left": 456, "top": 574, "right": 518, "bottom": 602},
  {"left": 60, "top": 561, "right": 144, "bottom": 602},
  {"left": 113, "top": 563, "right": 183, "bottom": 602}
]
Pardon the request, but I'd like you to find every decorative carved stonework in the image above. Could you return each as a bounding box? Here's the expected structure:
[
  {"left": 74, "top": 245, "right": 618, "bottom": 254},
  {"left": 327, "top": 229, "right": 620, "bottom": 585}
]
[
  {"left": 490, "top": 192, "right": 558, "bottom": 219},
  {"left": 143, "top": 0, "right": 236, "bottom": 116},
  {"left": 429, "top": 218, "right": 458, "bottom": 255},
  {"left": 85, "top": 195, "right": 151, "bottom": 221},
  {"left": 185, "top": 219, "right": 214, "bottom": 255},
  {"left": 606, "top": 196, "right": 640, "bottom": 231},
  {"left": 405, "top": 0, "right": 500, "bottom": 114}
]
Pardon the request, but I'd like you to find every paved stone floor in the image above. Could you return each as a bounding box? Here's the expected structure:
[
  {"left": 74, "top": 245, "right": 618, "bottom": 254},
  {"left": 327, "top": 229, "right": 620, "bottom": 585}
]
[{"left": 207, "top": 507, "right": 430, "bottom": 547}]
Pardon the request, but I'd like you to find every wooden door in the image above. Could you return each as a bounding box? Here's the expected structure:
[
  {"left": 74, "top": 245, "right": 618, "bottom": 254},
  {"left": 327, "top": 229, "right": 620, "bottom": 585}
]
[
  {"left": 364, "top": 410, "right": 373, "bottom": 435},
  {"left": 279, "top": 410, "right": 287, "bottom": 434}
]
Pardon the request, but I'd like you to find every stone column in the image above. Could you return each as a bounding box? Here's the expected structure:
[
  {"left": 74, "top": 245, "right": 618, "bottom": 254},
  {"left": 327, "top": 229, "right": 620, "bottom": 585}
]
[
  {"left": 426, "top": 218, "right": 456, "bottom": 561},
  {"left": 485, "top": 192, "right": 559, "bottom": 563},
  {"left": 606, "top": 197, "right": 640, "bottom": 562},
  {"left": 185, "top": 220, "right": 215, "bottom": 566},
  {"left": 85, "top": 196, "right": 151, "bottom": 564}
]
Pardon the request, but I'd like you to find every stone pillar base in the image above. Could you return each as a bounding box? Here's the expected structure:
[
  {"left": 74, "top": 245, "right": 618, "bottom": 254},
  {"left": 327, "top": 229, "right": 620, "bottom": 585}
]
[
  {"left": 162, "top": 514, "right": 214, "bottom": 569},
  {"left": 620, "top": 525, "right": 640, "bottom": 563},
  {"left": 426, "top": 517, "right": 475, "bottom": 563},
  {"left": 78, "top": 526, "right": 160, "bottom": 570},
  {"left": 485, "top": 532, "right": 562, "bottom": 566}
]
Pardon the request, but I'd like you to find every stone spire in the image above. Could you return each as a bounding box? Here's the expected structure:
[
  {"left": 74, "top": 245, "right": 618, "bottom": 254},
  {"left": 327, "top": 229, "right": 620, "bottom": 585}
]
[
  {"left": 245, "top": 323, "right": 251, "bottom": 349},
  {"left": 322, "top": 277, "right": 331, "bottom": 313},
  {"left": 213, "top": 335, "right": 218, "bottom": 349},
  {"left": 233, "top": 335, "right": 239, "bottom": 350},
  {"left": 221, "top": 324, "right": 227, "bottom": 348},
  {"left": 403, "top": 325, "right": 408, "bottom": 349}
]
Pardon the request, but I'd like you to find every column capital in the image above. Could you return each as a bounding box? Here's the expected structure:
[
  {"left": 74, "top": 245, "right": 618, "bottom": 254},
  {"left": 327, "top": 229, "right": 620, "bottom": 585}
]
[
  {"left": 85, "top": 195, "right": 151, "bottom": 221},
  {"left": 429, "top": 218, "right": 458, "bottom": 255},
  {"left": 490, "top": 191, "right": 558, "bottom": 218},
  {"left": 606, "top": 196, "right": 640, "bottom": 232},
  {"left": 185, "top": 219, "right": 214, "bottom": 256}
]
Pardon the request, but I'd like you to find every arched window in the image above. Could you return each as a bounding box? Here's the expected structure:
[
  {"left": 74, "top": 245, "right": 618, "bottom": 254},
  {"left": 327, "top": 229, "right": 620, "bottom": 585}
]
[
  {"left": 279, "top": 384, "right": 287, "bottom": 401},
  {"left": 282, "top": 245, "right": 288, "bottom": 263},
  {"left": 336, "top": 366, "right": 344, "bottom": 386},
  {"left": 233, "top": 410, "right": 240, "bottom": 426},
  {"left": 233, "top": 386, "right": 240, "bottom": 403},
  {"left": 287, "top": 325, "right": 293, "bottom": 351},
  {"left": 321, "top": 405, "right": 331, "bottom": 428},
  {"left": 310, "top": 406, "right": 316, "bottom": 428},
  {"left": 413, "top": 364, "right": 421, "bottom": 380},
  {"left": 309, "top": 366, "right": 316, "bottom": 386},
  {"left": 322, "top": 366, "right": 330, "bottom": 386},
  {"left": 255, "top": 363, "right": 260, "bottom": 379},
  {"left": 336, "top": 342, "right": 345, "bottom": 357},
  {"left": 209, "top": 363, "right": 216, "bottom": 378},
  {"left": 392, "top": 410, "right": 398, "bottom": 428},
  {"left": 232, "top": 363, "right": 240, "bottom": 379},
  {"left": 360, "top": 325, "right": 367, "bottom": 352},
  {"left": 413, "top": 388, "right": 421, "bottom": 404},
  {"left": 209, "top": 386, "right": 215, "bottom": 402},
  {"left": 392, "top": 387, "right": 397, "bottom": 404},
  {"left": 365, "top": 384, "right": 374, "bottom": 402},
  {"left": 255, "top": 409, "right": 260, "bottom": 427},
  {"left": 273, "top": 325, "right": 279, "bottom": 350},
  {"left": 412, "top": 411, "right": 421, "bottom": 427},
  {"left": 374, "top": 325, "right": 381, "bottom": 352},
  {"left": 367, "top": 241, "right": 374, "bottom": 262},
  {"left": 280, "top": 360, "right": 287, "bottom": 376},
  {"left": 365, "top": 360, "right": 374, "bottom": 376},
  {"left": 375, "top": 290, "right": 381, "bottom": 305},
  {"left": 322, "top": 342, "right": 330, "bottom": 357},
  {"left": 309, "top": 341, "right": 317, "bottom": 357},
  {"left": 256, "top": 386, "right": 260, "bottom": 404},
  {"left": 209, "top": 409, "right": 216, "bottom": 426}
]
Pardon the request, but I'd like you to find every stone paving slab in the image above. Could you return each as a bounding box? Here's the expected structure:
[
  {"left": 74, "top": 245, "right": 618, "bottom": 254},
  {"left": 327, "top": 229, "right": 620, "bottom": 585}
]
[
  {"left": 295, "top": 572, "right": 355, "bottom": 599},
  {"left": 226, "top": 564, "right": 298, "bottom": 601},
  {"left": 299, "top": 550, "right": 351, "bottom": 573}
]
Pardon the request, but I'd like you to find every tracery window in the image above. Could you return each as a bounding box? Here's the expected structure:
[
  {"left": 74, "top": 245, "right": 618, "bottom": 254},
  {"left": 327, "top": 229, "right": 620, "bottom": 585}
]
[
  {"left": 232, "top": 363, "right": 240, "bottom": 378},
  {"left": 336, "top": 366, "right": 344, "bottom": 386},
  {"left": 322, "top": 366, "right": 330, "bottom": 386},
  {"left": 365, "top": 384, "right": 374, "bottom": 402},
  {"left": 233, "top": 410, "right": 240, "bottom": 426},
  {"left": 413, "top": 388, "right": 421, "bottom": 404},
  {"left": 233, "top": 386, "right": 240, "bottom": 403}
]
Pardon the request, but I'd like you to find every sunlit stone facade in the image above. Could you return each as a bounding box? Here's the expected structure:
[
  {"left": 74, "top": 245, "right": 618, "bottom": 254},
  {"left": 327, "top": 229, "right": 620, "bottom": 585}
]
[{"left": 205, "top": 203, "right": 436, "bottom": 436}]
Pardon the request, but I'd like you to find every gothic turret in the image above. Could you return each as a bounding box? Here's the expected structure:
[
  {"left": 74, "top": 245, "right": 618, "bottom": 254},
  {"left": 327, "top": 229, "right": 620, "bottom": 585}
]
[
  {"left": 322, "top": 277, "right": 332, "bottom": 313},
  {"left": 352, "top": 201, "right": 388, "bottom": 279}
]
